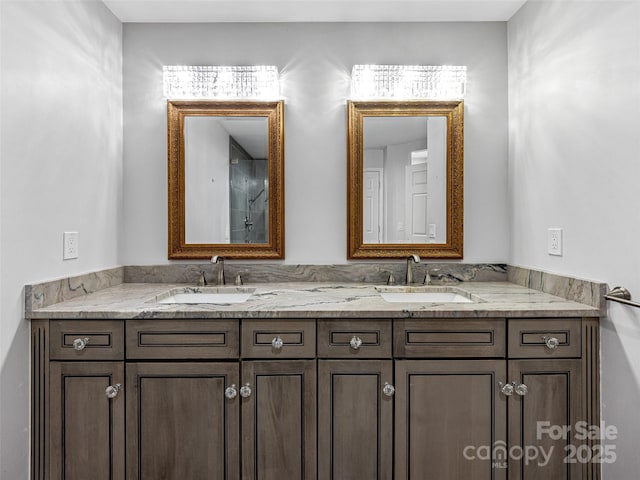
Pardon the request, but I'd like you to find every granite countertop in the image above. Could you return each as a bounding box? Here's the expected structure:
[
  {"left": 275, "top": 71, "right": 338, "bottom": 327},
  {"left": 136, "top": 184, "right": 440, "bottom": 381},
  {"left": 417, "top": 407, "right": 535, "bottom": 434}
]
[{"left": 27, "top": 281, "right": 601, "bottom": 320}]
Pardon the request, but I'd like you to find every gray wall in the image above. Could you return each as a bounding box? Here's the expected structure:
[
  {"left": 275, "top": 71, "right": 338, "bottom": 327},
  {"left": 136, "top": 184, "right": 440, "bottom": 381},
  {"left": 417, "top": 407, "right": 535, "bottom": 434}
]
[
  {"left": 0, "top": 1, "right": 122, "bottom": 477},
  {"left": 122, "top": 22, "right": 509, "bottom": 264},
  {"left": 508, "top": 1, "right": 640, "bottom": 476}
]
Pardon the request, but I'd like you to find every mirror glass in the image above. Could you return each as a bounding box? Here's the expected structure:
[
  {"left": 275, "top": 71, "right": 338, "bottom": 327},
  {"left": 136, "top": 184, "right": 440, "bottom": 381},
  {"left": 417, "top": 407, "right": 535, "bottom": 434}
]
[
  {"left": 184, "top": 116, "right": 269, "bottom": 244},
  {"left": 363, "top": 115, "right": 447, "bottom": 244},
  {"left": 168, "top": 101, "right": 284, "bottom": 259},
  {"left": 348, "top": 100, "right": 463, "bottom": 258}
]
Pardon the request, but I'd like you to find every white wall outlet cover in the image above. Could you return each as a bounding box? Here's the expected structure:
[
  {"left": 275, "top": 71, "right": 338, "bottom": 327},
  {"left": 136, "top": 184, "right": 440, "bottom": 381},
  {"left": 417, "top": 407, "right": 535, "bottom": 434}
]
[
  {"left": 63, "top": 231, "right": 79, "bottom": 260},
  {"left": 547, "top": 228, "right": 562, "bottom": 256}
]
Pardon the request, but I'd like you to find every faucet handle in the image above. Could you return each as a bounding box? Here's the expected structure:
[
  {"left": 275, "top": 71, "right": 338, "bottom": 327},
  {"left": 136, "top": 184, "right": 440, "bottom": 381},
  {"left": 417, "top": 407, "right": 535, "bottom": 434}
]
[
  {"left": 387, "top": 273, "right": 396, "bottom": 285},
  {"left": 234, "top": 273, "right": 243, "bottom": 286}
]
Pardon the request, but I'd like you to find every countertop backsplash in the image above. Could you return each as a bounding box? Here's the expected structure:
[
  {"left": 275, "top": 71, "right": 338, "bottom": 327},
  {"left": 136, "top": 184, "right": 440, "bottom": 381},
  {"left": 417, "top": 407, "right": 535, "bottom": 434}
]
[{"left": 123, "top": 263, "right": 508, "bottom": 285}]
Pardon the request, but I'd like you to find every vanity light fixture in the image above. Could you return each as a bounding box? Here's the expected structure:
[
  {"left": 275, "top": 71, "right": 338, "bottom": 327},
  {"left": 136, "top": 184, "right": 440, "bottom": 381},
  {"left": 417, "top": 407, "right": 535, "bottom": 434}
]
[
  {"left": 350, "top": 65, "right": 466, "bottom": 100},
  {"left": 163, "top": 65, "right": 280, "bottom": 100}
]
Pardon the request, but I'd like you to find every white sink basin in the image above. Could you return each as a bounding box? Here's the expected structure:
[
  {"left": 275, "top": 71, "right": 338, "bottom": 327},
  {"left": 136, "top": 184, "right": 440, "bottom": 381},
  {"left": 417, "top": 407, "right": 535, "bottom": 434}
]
[
  {"left": 379, "top": 292, "right": 473, "bottom": 303},
  {"left": 156, "top": 287, "right": 256, "bottom": 304},
  {"left": 376, "top": 286, "right": 475, "bottom": 304}
]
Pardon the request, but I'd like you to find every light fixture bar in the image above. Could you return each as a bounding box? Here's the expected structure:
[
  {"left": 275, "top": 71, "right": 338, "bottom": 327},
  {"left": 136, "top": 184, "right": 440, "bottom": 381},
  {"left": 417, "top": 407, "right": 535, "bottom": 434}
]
[
  {"left": 163, "top": 65, "right": 280, "bottom": 100},
  {"left": 350, "top": 65, "right": 466, "bottom": 100}
]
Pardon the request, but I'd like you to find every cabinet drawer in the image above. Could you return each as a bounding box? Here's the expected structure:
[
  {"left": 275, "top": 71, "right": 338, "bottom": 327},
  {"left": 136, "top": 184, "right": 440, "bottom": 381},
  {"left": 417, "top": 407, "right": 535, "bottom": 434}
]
[
  {"left": 242, "top": 319, "right": 316, "bottom": 358},
  {"left": 126, "top": 320, "right": 239, "bottom": 359},
  {"left": 508, "top": 318, "right": 581, "bottom": 358},
  {"left": 317, "top": 319, "right": 392, "bottom": 358},
  {"left": 394, "top": 319, "right": 506, "bottom": 358},
  {"left": 50, "top": 320, "right": 124, "bottom": 360}
]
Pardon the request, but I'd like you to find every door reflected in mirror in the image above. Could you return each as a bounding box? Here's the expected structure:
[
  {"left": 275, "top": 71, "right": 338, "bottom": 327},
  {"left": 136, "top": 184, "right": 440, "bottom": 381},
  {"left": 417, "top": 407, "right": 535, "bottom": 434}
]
[
  {"left": 168, "top": 100, "right": 284, "bottom": 259},
  {"left": 348, "top": 100, "right": 463, "bottom": 259},
  {"left": 363, "top": 115, "right": 447, "bottom": 244}
]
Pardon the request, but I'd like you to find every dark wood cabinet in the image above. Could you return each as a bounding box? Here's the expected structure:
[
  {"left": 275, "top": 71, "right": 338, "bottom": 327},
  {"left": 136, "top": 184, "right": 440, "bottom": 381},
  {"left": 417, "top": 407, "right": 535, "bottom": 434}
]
[
  {"left": 318, "top": 359, "right": 393, "bottom": 480},
  {"left": 126, "top": 319, "right": 239, "bottom": 360},
  {"left": 32, "top": 315, "right": 600, "bottom": 480},
  {"left": 241, "top": 360, "right": 317, "bottom": 480},
  {"left": 241, "top": 319, "right": 316, "bottom": 359},
  {"left": 508, "top": 359, "right": 583, "bottom": 480},
  {"left": 394, "top": 359, "right": 507, "bottom": 480},
  {"left": 49, "top": 361, "right": 125, "bottom": 480},
  {"left": 125, "top": 362, "right": 240, "bottom": 480},
  {"left": 393, "top": 318, "right": 506, "bottom": 358}
]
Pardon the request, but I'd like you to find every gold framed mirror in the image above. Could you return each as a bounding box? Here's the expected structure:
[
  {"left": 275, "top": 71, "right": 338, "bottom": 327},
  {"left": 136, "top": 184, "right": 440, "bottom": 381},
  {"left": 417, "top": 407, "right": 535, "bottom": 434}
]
[
  {"left": 168, "top": 100, "right": 284, "bottom": 259},
  {"left": 347, "top": 100, "right": 463, "bottom": 259}
]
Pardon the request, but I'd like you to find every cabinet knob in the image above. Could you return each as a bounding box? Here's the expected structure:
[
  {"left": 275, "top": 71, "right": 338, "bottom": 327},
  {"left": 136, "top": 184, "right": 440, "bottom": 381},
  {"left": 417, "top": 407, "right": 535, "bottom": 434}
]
[
  {"left": 239, "top": 383, "right": 252, "bottom": 398},
  {"left": 514, "top": 382, "right": 529, "bottom": 396},
  {"left": 105, "top": 383, "right": 121, "bottom": 399},
  {"left": 225, "top": 384, "right": 238, "bottom": 399},
  {"left": 499, "top": 381, "right": 514, "bottom": 396},
  {"left": 542, "top": 336, "right": 560, "bottom": 350},
  {"left": 271, "top": 336, "right": 284, "bottom": 350},
  {"left": 349, "top": 336, "right": 363, "bottom": 350},
  {"left": 499, "top": 381, "right": 528, "bottom": 396},
  {"left": 382, "top": 382, "right": 395, "bottom": 397},
  {"left": 72, "top": 337, "right": 90, "bottom": 351}
]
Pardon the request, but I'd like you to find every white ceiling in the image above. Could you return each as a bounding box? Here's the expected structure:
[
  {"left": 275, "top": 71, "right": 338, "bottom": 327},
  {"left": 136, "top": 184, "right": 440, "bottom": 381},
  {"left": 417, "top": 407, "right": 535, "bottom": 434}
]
[{"left": 102, "top": 0, "right": 527, "bottom": 23}]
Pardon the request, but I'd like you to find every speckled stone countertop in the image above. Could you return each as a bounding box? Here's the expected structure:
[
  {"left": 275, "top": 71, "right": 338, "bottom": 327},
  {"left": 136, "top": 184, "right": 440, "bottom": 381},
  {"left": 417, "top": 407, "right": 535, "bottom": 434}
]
[{"left": 27, "top": 281, "right": 601, "bottom": 320}]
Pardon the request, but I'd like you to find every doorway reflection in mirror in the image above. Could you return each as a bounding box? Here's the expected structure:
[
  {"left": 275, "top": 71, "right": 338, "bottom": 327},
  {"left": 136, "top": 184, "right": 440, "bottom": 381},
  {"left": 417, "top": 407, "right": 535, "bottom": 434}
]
[{"left": 363, "top": 115, "right": 447, "bottom": 244}]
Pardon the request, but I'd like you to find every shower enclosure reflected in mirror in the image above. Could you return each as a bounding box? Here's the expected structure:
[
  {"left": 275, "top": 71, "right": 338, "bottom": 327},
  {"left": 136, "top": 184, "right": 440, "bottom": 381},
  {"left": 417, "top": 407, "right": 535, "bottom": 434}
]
[
  {"left": 347, "top": 100, "right": 464, "bottom": 259},
  {"left": 168, "top": 101, "right": 284, "bottom": 259}
]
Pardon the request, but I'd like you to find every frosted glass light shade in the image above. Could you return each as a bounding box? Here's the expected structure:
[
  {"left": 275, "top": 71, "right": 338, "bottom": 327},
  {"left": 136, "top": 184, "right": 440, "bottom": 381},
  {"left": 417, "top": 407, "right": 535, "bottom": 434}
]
[
  {"left": 163, "top": 66, "right": 280, "bottom": 99},
  {"left": 350, "top": 65, "right": 466, "bottom": 100}
]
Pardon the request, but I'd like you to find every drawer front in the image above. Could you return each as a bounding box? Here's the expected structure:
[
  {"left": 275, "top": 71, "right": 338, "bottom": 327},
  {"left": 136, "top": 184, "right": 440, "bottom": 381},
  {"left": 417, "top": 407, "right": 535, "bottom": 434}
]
[
  {"left": 242, "top": 319, "right": 316, "bottom": 358},
  {"left": 394, "top": 319, "right": 506, "bottom": 358},
  {"left": 317, "top": 319, "right": 392, "bottom": 358},
  {"left": 126, "top": 320, "right": 239, "bottom": 359},
  {"left": 508, "top": 318, "right": 581, "bottom": 358},
  {"left": 50, "top": 320, "right": 124, "bottom": 360}
]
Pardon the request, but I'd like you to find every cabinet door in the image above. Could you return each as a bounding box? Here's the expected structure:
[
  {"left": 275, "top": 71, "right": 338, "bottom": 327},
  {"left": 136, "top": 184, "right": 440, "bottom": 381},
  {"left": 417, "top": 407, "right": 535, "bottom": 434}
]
[
  {"left": 50, "top": 362, "right": 125, "bottom": 480},
  {"left": 241, "top": 360, "right": 316, "bottom": 480},
  {"left": 318, "top": 360, "right": 393, "bottom": 480},
  {"left": 395, "top": 360, "right": 507, "bottom": 480},
  {"left": 508, "top": 359, "right": 582, "bottom": 480},
  {"left": 126, "top": 362, "right": 240, "bottom": 480}
]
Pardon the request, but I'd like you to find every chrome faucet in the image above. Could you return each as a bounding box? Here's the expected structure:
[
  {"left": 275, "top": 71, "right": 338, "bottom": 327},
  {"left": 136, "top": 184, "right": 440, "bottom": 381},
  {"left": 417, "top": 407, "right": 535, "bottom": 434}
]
[
  {"left": 406, "top": 254, "right": 420, "bottom": 285},
  {"left": 211, "top": 256, "right": 226, "bottom": 285}
]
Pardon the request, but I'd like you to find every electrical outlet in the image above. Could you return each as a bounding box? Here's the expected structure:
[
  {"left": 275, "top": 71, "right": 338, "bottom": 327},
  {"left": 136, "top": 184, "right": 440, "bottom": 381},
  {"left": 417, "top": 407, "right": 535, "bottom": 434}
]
[
  {"left": 547, "top": 228, "right": 562, "bottom": 256},
  {"left": 63, "top": 232, "right": 79, "bottom": 260}
]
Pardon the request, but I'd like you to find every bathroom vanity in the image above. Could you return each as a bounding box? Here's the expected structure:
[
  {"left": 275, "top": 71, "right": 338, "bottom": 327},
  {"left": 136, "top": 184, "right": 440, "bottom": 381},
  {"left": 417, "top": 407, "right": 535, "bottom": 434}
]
[{"left": 27, "top": 272, "right": 603, "bottom": 480}]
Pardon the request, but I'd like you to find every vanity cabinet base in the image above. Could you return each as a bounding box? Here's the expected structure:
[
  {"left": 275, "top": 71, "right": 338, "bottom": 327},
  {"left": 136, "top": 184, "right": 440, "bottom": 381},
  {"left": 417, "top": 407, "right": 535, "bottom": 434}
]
[
  {"left": 125, "top": 362, "right": 240, "bottom": 480},
  {"left": 395, "top": 359, "right": 507, "bottom": 480},
  {"left": 31, "top": 316, "right": 600, "bottom": 480},
  {"left": 50, "top": 362, "right": 125, "bottom": 480},
  {"left": 317, "top": 360, "right": 393, "bottom": 480}
]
